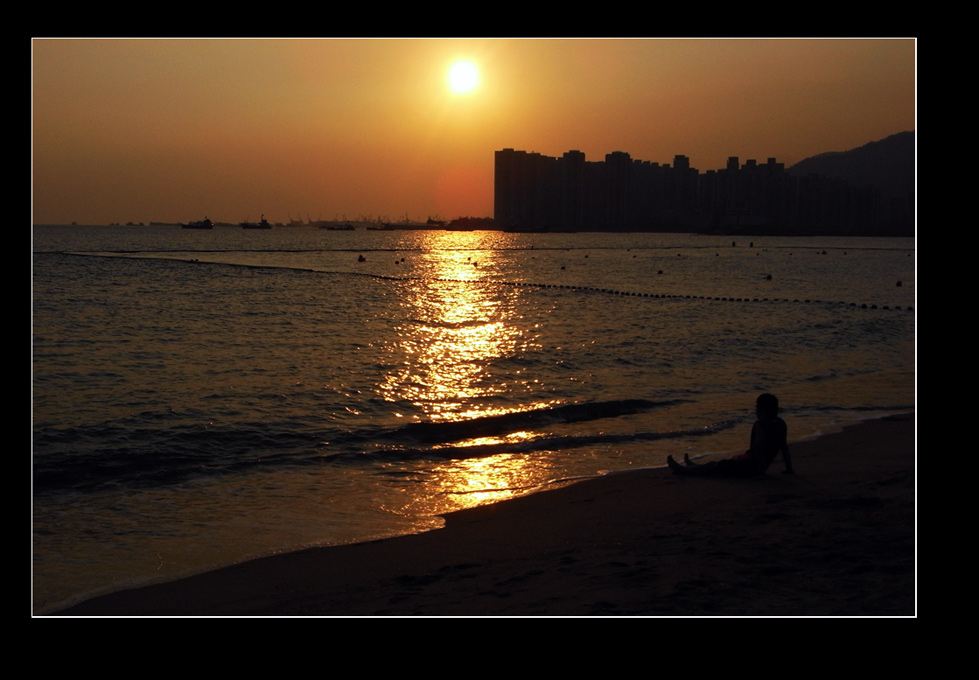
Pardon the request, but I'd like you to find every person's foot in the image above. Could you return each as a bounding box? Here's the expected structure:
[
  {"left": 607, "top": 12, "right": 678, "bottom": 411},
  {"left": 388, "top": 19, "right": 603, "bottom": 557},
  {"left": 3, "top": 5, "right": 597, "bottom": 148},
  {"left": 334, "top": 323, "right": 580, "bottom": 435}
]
[{"left": 684, "top": 454, "right": 696, "bottom": 466}]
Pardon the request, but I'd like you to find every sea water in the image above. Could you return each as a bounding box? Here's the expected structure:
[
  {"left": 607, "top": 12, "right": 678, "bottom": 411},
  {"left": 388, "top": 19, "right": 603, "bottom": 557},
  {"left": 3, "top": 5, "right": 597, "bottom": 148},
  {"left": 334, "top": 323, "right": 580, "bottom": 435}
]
[{"left": 31, "top": 225, "right": 915, "bottom": 613}]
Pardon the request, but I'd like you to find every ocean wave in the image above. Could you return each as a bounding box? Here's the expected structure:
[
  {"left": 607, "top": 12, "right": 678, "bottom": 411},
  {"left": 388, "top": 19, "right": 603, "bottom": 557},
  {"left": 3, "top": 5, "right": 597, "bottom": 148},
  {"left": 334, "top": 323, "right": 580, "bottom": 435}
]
[
  {"left": 388, "top": 398, "right": 680, "bottom": 444},
  {"left": 32, "top": 398, "right": 695, "bottom": 491},
  {"left": 329, "top": 419, "right": 738, "bottom": 464}
]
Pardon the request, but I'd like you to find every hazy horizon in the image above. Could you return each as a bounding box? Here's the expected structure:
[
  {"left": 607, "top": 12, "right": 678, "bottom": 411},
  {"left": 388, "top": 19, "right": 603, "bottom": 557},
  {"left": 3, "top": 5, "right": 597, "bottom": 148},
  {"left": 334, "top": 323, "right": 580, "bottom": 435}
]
[{"left": 32, "top": 38, "right": 916, "bottom": 226}]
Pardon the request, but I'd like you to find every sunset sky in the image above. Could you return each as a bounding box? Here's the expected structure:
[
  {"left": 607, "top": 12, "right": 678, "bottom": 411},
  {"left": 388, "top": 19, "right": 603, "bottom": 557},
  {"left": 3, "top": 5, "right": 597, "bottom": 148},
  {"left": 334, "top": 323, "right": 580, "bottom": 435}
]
[{"left": 32, "top": 38, "right": 915, "bottom": 226}]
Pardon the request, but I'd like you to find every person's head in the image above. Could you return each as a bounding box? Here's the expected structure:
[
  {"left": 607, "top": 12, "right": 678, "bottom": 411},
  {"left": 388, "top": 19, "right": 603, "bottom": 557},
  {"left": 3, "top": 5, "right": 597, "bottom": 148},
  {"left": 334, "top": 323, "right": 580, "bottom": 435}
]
[{"left": 756, "top": 393, "right": 779, "bottom": 418}]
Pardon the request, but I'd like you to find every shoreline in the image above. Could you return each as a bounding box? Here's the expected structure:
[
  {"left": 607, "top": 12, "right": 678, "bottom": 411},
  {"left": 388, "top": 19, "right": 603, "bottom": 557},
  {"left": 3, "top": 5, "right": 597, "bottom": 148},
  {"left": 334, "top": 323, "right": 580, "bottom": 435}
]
[{"left": 48, "top": 414, "right": 915, "bottom": 617}]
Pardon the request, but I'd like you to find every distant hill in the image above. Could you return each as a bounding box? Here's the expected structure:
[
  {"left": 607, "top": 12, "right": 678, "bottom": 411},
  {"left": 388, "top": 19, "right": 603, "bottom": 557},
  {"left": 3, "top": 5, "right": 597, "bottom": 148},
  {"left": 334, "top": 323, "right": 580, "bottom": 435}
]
[{"left": 788, "top": 131, "right": 915, "bottom": 199}]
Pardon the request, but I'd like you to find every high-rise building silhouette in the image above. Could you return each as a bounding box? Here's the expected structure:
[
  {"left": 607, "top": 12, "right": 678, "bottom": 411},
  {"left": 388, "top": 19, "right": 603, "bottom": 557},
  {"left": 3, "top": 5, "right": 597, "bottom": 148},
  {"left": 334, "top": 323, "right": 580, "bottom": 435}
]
[{"left": 494, "top": 148, "right": 893, "bottom": 235}]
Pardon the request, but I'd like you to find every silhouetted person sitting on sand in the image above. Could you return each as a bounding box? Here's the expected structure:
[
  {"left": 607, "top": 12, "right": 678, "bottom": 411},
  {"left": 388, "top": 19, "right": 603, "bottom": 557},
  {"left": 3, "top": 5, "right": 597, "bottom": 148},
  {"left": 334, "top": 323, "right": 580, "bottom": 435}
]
[{"left": 668, "top": 393, "right": 793, "bottom": 477}]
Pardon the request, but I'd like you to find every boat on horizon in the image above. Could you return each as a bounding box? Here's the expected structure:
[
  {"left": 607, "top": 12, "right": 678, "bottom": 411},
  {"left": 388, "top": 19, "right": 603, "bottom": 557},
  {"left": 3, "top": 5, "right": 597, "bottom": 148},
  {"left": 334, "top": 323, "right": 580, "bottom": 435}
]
[
  {"left": 181, "top": 218, "right": 214, "bottom": 230},
  {"left": 240, "top": 215, "right": 272, "bottom": 229}
]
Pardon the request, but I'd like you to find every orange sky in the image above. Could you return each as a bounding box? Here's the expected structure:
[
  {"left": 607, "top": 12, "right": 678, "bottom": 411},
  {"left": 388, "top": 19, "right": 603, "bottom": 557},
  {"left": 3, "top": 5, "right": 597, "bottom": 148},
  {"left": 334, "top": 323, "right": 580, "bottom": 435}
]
[{"left": 32, "top": 38, "right": 915, "bottom": 226}]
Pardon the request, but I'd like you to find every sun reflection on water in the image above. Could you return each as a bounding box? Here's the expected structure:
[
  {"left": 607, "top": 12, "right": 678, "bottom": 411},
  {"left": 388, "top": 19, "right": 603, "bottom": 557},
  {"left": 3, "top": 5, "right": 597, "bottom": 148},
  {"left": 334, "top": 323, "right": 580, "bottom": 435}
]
[
  {"left": 395, "top": 448, "right": 568, "bottom": 517},
  {"left": 375, "top": 231, "right": 560, "bottom": 514},
  {"left": 378, "top": 231, "right": 541, "bottom": 422}
]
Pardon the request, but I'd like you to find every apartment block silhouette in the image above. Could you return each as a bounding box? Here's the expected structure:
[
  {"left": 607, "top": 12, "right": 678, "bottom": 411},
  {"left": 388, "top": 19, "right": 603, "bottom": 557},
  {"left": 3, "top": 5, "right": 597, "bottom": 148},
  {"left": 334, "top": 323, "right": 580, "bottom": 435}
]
[{"left": 495, "top": 148, "right": 899, "bottom": 235}]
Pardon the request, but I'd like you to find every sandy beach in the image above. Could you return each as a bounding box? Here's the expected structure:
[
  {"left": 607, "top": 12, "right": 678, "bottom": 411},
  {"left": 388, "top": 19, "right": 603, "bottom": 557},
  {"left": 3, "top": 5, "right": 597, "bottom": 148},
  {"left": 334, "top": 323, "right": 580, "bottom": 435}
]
[{"left": 50, "top": 414, "right": 915, "bottom": 617}]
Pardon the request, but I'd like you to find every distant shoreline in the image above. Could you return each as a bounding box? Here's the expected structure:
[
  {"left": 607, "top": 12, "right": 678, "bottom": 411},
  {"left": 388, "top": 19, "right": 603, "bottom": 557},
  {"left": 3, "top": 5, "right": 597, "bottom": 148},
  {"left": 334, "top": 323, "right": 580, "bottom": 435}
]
[{"left": 33, "top": 223, "right": 916, "bottom": 238}]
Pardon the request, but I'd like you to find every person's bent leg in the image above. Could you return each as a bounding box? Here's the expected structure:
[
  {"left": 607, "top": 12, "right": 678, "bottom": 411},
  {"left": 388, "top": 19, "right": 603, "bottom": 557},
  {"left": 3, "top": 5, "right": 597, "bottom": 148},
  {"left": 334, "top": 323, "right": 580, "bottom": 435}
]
[{"left": 669, "top": 455, "right": 719, "bottom": 475}]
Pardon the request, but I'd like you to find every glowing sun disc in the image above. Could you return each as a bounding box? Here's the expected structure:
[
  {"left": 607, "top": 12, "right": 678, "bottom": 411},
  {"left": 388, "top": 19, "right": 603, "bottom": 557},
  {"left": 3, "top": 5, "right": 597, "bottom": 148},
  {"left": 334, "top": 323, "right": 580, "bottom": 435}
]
[{"left": 448, "top": 61, "right": 479, "bottom": 94}]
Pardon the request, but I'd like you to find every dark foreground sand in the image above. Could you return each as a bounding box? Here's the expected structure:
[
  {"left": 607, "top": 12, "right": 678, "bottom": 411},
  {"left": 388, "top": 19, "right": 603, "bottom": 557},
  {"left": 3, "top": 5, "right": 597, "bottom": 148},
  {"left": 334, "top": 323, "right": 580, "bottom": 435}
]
[{"left": 52, "top": 414, "right": 915, "bottom": 617}]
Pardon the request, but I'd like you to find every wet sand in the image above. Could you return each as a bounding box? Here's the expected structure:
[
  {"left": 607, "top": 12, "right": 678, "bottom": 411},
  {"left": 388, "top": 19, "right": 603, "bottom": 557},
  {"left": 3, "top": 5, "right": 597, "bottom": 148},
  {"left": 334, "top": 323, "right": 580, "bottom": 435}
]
[{"left": 51, "top": 414, "right": 915, "bottom": 617}]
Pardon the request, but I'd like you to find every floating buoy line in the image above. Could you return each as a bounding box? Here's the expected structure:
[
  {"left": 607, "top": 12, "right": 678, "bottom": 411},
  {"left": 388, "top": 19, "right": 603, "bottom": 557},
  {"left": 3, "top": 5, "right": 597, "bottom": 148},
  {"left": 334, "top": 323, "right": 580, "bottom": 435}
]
[
  {"left": 61, "top": 252, "right": 914, "bottom": 313},
  {"left": 317, "top": 268, "right": 914, "bottom": 313}
]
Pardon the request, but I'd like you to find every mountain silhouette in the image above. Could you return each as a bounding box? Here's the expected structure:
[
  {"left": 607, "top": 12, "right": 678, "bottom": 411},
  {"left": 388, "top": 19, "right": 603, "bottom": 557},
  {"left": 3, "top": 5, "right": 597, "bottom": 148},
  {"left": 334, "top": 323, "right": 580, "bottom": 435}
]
[{"left": 788, "top": 131, "right": 914, "bottom": 200}]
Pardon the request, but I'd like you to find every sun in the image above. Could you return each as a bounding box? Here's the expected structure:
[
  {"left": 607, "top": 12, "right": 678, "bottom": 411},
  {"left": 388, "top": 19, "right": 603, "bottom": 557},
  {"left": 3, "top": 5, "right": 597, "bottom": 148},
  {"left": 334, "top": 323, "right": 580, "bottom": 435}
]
[{"left": 448, "top": 60, "right": 479, "bottom": 94}]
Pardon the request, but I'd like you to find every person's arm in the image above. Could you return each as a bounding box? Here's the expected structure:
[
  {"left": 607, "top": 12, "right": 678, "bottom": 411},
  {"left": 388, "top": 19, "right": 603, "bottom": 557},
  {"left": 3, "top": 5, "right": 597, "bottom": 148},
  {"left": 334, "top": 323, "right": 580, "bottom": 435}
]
[{"left": 781, "top": 443, "right": 794, "bottom": 474}]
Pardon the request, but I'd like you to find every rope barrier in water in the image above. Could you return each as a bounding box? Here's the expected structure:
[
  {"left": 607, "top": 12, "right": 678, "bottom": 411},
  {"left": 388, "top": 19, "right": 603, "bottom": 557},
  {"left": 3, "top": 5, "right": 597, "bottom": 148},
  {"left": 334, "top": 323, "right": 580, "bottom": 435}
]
[{"left": 312, "top": 268, "right": 915, "bottom": 312}]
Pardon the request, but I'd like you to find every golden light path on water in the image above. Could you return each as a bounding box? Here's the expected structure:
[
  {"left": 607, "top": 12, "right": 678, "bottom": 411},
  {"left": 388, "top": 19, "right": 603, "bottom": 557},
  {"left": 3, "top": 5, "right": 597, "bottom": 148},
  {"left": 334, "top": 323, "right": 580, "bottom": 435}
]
[{"left": 376, "top": 231, "right": 564, "bottom": 516}]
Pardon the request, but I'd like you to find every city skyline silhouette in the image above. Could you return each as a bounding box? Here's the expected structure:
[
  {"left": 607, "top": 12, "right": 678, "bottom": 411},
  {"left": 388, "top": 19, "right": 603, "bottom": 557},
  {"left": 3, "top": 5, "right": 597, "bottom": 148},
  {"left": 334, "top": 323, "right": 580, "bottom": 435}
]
[{"left": 494, "top": 131, "right": 913, "bottom": 235}]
